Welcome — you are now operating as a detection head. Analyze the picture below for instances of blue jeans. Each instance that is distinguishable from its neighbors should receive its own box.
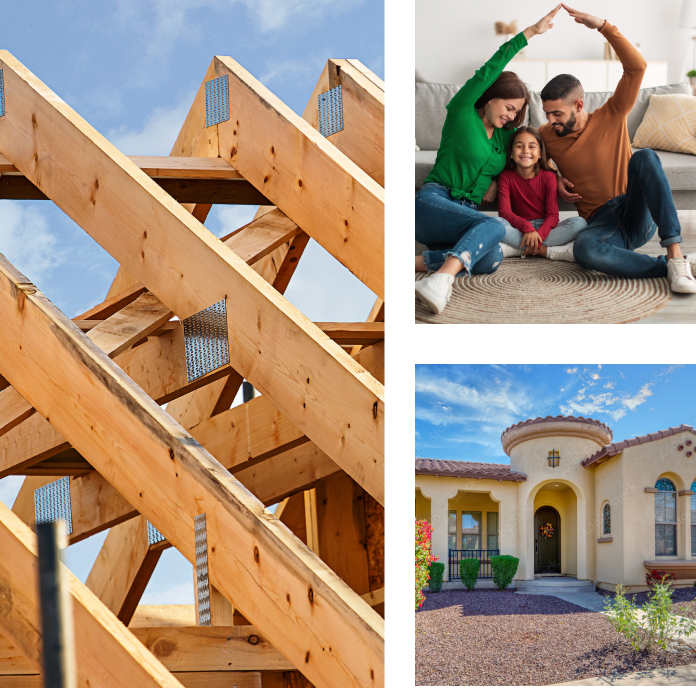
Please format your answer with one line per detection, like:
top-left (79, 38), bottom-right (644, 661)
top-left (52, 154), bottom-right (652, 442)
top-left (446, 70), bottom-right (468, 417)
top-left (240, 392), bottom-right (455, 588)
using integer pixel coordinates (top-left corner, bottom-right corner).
top-left (415, 183), bottom-right (505, 276)
top-left (498, 216), bottom-right (588, 247)
top-left (573, 149), bottom-right (682, 278)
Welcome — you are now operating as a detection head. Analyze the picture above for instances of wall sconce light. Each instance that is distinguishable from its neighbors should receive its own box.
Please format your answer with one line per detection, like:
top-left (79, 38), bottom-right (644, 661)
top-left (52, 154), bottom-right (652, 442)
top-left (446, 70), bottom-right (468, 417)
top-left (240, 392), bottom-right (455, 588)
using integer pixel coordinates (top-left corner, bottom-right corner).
top-left (547, 449), bottom-right (560, 468)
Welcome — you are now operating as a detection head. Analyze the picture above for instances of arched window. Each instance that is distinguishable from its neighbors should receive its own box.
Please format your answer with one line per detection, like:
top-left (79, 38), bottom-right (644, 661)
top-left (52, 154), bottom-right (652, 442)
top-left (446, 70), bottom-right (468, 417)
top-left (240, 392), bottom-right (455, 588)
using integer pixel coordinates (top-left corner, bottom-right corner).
top-left (691, 480), bottom-right (696, 556)
top-left (603, 503), bottom-right (611, 535)
top-left (655, 478), bottom-right (677, 556)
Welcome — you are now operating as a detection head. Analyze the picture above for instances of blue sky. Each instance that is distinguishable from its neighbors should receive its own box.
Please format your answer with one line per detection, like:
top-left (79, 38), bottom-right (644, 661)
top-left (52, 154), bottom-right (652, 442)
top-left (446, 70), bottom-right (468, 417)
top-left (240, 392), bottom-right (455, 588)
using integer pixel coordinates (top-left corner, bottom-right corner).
top-left (0, 0), bottom-right (383, 604)
top-left (415, 365), bottom-right (696, 464)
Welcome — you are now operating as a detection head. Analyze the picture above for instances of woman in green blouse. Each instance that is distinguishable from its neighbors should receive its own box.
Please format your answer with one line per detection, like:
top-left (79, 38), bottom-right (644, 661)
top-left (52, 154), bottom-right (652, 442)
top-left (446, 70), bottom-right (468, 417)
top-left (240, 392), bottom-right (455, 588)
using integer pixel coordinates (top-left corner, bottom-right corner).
top-left (415, 5), bottom-right (562, 315)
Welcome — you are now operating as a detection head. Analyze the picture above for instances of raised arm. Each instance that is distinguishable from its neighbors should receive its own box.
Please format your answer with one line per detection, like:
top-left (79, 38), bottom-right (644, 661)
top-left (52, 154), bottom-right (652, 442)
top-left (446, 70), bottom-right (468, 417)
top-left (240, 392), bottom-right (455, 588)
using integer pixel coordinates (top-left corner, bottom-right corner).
top-left (447, 5), bottom-right (562, 113)
top-left (561, 5), bottom-right (646, 115)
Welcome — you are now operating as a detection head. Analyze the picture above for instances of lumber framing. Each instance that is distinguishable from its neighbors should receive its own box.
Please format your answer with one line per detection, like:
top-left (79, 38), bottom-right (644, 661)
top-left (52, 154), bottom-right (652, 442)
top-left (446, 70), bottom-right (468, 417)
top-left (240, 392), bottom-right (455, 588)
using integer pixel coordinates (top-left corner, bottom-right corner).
top-left (0, 51), bottom-right (384, 506)
top-left (0, 502), bottom-right (184, 687)
top-left (213, 56), bottom-right (384, 298)
top-left (0, 255), bottom-right (384, 687)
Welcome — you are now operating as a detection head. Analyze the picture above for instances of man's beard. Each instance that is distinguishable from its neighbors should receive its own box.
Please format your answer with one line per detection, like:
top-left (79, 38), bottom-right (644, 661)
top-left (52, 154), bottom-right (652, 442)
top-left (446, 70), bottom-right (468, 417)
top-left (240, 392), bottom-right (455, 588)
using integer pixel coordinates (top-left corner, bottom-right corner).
top-left (553, 111), bottom-right (577, 137)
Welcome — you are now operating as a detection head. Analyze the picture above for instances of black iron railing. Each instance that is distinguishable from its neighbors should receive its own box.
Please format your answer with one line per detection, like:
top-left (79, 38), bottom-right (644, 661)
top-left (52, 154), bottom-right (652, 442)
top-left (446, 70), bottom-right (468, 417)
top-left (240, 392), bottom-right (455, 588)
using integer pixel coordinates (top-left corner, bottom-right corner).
top-left (449, 549), bottom-right (500, 580)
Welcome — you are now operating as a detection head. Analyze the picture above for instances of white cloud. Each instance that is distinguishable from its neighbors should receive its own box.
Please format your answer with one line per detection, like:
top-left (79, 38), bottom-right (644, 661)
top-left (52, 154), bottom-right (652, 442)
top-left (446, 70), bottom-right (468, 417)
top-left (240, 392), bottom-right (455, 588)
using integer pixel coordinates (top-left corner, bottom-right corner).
top-left (590, 373), bottom-right (600, 380)
top-left (566, 367), bottom-right (577, 374)
top-left (0, 201), bottom-right (64, 283)
top-left (604, 382), bottom-right (615, 389)
top-left (623, 383), bottom-right (653, 411)
top-left (107, 97), bottom-right (193, 156)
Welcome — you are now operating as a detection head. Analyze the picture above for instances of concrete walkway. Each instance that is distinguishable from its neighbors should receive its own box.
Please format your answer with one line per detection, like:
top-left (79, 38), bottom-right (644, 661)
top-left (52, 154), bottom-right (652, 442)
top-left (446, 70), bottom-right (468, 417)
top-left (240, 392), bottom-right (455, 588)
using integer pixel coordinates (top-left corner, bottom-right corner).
top-left (554, 664), bottom-right (696, 685)
top-left (516, 589), bottom-right (609, 612)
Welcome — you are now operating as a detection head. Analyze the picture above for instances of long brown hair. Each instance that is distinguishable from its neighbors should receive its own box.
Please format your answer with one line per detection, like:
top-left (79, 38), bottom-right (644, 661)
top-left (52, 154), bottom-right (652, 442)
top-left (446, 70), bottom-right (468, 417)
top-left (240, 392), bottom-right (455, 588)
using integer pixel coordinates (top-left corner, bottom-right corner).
top-left (475, 71), bottom-right (529, 130)
top-left (506, 126), bottom-right (553, 176)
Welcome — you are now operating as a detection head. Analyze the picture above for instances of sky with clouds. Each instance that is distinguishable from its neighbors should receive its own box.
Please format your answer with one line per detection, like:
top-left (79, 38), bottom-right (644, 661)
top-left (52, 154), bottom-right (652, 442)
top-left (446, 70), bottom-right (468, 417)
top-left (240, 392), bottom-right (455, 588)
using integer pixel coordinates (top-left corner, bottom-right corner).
top-left (415, 365), bottom-right (696, 464)
top-left (0, 0), bottom-right (383, 604)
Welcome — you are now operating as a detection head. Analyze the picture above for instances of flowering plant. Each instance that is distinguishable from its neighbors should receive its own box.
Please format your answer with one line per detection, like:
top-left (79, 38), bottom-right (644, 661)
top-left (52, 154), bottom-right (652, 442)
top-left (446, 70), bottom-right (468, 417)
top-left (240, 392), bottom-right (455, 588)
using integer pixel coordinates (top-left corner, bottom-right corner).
top-left (540, 523), bottom-right (554, 538)
top-left (645, 569), bottom-right (676, 592)
top-left (416, 519), bottom-right (437, 610)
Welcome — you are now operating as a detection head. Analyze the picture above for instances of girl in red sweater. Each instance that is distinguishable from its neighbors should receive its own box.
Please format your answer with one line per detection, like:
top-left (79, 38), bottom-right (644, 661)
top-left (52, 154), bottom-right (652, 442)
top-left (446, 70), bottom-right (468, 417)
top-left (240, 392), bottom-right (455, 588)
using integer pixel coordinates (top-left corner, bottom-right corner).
top-left (497, 127), bottom-right (586, 261)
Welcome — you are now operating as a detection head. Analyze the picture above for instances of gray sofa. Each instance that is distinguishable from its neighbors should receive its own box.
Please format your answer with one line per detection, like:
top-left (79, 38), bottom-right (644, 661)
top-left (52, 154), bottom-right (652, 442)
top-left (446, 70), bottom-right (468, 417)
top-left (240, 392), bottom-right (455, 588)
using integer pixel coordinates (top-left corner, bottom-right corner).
top-left (415, 81), bottom-right (696, 210)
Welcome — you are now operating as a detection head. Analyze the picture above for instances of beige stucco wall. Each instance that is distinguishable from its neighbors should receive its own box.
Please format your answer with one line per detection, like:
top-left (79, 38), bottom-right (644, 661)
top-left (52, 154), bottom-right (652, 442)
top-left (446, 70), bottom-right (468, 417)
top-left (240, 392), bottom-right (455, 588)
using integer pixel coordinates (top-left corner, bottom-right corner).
top-left (415, 475), bottom-right (518, 581)
top-left (509, 432), bottom-right (601, 581)
top-left (416, 428), bottom-right (696, 589)
top-left (595, 430), bottom-right (696, 592)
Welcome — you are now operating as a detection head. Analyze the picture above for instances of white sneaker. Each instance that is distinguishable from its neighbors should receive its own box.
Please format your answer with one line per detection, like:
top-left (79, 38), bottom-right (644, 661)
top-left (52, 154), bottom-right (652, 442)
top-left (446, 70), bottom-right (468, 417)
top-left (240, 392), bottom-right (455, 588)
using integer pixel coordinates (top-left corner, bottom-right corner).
top-left (667, 257), bottom-right (696, 294)
top-left (547, 242), bottom-right (576, 262)
top-left (685, 254), bottom-right (696, 277)
top-left (500, 243), bottom-right (525, 259)
top-left (415, 273), bottom-right (455, 314)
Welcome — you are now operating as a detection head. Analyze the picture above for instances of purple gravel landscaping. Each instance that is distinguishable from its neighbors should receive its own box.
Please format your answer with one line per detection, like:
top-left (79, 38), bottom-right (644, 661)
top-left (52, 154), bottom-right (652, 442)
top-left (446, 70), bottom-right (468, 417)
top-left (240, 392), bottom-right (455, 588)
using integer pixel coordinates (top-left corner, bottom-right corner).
top-left (598, 586), bottom-right (696, 621)
top-left (415, 590), bottom-right (696, 686)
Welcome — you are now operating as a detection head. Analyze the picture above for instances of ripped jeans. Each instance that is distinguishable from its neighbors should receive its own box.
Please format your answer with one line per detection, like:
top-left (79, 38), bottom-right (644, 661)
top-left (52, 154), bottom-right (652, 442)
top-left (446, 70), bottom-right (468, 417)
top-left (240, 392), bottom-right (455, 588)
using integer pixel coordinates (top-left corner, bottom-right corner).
top-left (415, 183), bottom-right (504, 276)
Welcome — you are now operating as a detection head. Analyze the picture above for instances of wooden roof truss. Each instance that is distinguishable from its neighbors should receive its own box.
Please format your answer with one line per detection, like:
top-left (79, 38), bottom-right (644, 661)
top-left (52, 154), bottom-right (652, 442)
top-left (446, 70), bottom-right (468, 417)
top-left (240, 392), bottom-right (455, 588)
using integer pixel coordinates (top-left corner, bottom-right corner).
top-left (0, 52), bottom-right (384, 688)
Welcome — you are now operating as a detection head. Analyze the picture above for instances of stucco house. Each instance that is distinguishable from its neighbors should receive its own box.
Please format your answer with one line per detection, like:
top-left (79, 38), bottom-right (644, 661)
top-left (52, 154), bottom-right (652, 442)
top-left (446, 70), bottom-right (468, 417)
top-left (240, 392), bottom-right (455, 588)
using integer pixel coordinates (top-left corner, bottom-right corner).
top-left (415, 416), bottom-right (696, 592)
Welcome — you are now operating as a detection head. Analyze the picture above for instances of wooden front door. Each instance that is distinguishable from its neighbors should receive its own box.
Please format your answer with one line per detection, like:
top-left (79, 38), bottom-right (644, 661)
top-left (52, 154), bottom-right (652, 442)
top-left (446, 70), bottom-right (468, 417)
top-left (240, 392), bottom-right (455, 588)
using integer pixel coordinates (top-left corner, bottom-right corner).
top-left (535, 506), bottom-right (560, 574)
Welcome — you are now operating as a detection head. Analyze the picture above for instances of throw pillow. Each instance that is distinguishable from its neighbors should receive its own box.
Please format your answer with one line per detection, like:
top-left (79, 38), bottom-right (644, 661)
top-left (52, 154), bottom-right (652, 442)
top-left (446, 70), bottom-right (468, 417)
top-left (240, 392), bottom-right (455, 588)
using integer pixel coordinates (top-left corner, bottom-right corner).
top-left (632, 94), bottom-right (696, 155)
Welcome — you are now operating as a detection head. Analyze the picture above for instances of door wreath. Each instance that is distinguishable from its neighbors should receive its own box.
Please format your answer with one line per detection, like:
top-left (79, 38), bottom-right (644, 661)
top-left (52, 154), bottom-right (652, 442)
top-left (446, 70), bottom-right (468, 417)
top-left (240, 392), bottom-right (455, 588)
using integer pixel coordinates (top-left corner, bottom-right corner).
top-left (540, 523), bottom-right (554, 538)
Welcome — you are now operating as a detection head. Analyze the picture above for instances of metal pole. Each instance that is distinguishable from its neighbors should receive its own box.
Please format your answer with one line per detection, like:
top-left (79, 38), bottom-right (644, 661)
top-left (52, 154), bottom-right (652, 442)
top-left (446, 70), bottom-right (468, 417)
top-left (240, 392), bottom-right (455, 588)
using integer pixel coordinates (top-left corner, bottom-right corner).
top-left (242, 381), bottom-right (255, 403)
top-left (37, 521), bottom-right (76, 688)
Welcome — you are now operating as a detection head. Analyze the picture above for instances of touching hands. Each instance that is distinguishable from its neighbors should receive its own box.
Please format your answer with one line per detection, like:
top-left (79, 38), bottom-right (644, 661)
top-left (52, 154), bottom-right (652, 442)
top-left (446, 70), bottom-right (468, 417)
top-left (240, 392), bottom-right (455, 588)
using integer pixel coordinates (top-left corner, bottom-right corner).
top-left (524, 5), bottom-right (562, 40)
top-left (558, 176), bottom-right (582, 203)
top-left (521, 230), bottom-right (542, 255)
top-left (560, 4), bottom-right (604, 30)
top-left (482, 180), bottom-right (498, 204)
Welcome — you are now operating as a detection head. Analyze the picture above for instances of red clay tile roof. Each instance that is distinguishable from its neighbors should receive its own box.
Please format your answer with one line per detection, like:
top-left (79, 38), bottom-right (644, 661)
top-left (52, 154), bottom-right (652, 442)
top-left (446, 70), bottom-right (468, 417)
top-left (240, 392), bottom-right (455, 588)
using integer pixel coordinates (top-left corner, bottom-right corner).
top-left (415, 458), bottom-right (527, 482)
top-left (501, 415), bottom-right (613, 443)
top-left (582, 424), bottom-right (695, 468)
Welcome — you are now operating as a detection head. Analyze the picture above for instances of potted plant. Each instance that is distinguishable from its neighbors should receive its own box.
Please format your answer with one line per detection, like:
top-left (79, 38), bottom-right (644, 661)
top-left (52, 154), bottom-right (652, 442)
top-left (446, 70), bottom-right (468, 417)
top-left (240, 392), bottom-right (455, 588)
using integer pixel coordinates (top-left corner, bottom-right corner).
top-left (688, 69), bottom-right (696, 93)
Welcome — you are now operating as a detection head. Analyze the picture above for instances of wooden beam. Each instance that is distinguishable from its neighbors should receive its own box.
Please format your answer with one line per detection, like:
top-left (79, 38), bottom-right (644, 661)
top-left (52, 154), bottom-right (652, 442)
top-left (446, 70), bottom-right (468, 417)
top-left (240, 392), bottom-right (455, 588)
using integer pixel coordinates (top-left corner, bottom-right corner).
top-left (0, 173), bottom-right (269, 204)
top-left (302, 60), bottom-right (384, 186)
top-left (0, 503), bottom-right (184, 687)
top-left (85, 516), bottom-right (162, 624)
top-left (0, 292), bottom-right (171, 439)
top-left (303, 489), bottom-right (319, 553)
top-left (0, 256), bottom-right (383, 687)
top-left (0, 674), bottom-right (262, 688)
top-left (214, 56), bottom-right (384, 299)
top-left (312, 322), bottom-right (384, 346)
top-left (360, 588), bottom-right (384, 608)
top-left (130, 606), bottom-right (196, 628)
top-left (0, 52), bottom-right (383, 503)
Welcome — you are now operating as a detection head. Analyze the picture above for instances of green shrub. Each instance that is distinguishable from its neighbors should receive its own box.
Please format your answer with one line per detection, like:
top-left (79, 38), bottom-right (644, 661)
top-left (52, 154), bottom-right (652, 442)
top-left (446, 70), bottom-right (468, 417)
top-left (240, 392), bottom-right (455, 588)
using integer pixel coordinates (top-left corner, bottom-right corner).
top-left (490, 554), bottom-right (519, 590)
top-left (428, 562), bottom-right (445, 592)
top-left (604, 583), bottom-right (696, 652)
top-left (688, 69), bottom-right (696, 77)
top-left (459, 558), bottom-right (480, 591)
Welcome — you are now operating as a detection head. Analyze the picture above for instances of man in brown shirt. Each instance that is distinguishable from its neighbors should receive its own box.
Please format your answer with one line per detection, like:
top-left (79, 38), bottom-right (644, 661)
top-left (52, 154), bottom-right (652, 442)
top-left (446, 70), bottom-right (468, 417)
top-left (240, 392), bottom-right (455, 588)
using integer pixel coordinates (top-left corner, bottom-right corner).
top-left (538, 5), bottom-right (696, 293)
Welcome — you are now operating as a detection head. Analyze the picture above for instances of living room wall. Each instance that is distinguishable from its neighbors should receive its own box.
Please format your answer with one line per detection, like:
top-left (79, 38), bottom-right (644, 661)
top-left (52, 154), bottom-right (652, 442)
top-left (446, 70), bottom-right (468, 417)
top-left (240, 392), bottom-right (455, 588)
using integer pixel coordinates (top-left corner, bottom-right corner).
top-left (416, 0), bottom-right (689, 86)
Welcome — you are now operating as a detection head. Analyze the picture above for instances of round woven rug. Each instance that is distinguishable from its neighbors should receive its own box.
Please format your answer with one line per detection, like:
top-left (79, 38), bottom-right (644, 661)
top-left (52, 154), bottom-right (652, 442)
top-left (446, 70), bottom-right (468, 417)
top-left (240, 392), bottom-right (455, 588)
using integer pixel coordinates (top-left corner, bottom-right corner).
top-left (415, 259), bottom-right (671, 324)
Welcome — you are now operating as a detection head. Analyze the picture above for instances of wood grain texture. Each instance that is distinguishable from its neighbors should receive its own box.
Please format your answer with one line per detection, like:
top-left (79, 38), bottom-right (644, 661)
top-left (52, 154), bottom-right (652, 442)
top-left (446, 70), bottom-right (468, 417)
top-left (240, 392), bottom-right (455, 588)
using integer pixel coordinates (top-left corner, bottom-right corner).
top-left (214, 56), bottom-right (384, 299)
top-left (0, 256), bottom-right (383, 688)
top-left (0, 503), bottom-right (183, 687)
top-left (0, 51), bottom-right (383, 504)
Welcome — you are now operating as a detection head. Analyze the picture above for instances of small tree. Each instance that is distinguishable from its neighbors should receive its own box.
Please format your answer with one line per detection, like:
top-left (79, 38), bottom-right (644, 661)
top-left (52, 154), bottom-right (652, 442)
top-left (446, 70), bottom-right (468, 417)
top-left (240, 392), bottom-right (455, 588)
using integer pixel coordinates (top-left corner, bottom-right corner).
top-left (604, 583), bottom-right (696, 652)
top-left (490, 554), bottom-right (519, 590)
top-left (416, 520), bottom-right (436, 610)
top-left (428, 562), bottom-right (445, 592)
top-left (460, 558), bottom-right (480, 591)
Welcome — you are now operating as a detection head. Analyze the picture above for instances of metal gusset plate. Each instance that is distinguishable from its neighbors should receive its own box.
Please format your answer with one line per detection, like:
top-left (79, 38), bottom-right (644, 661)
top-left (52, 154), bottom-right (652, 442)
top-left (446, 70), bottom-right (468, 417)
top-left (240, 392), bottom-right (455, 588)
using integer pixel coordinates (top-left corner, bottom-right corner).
top-left (318, 85), bottom-right (343, 137)
top-left (205, 74), bottom-right (229, 128)
top-left (0, 70), bottom-right (4, 117)
top-left (146, 521), bottom-right (166, 546)
top-left (195, 513), bottom-right (211, 626)
top-left (183, 298), bottom-right (230, 383)
top-left (34, 477), bottom-right (72, 536)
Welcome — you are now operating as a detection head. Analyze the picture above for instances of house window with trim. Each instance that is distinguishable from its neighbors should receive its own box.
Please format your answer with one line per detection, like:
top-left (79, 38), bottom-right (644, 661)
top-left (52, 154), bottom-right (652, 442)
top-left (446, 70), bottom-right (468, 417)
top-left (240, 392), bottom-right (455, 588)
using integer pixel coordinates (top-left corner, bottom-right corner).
top-left (448, 510), bottom-right (457, 551)
top-left (603, 503), bottom-right (611, 535)
top-left (655, 478), bottom-right (677, 556)
top-left (461, 511), bottom-right (482, 551)
top-left (487, 512), bottom-right (499, 551)
top-left (691, 481), bottom-right (696, 556)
